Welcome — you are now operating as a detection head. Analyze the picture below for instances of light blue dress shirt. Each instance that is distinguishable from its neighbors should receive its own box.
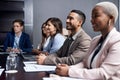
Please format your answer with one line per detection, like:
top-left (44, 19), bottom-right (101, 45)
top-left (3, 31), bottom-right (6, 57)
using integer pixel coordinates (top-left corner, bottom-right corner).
top-left (43, 33), bottom-right (65, 54)
top-left (13, 32), bottom-right (22, 48)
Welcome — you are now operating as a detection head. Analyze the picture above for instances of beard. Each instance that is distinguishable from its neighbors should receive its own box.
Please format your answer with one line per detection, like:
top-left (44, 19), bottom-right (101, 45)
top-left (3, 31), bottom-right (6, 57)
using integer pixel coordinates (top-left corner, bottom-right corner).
top-left (66, 25), bottom-right (75, 30)
top-left (66, 22), bottom-right (73, 30)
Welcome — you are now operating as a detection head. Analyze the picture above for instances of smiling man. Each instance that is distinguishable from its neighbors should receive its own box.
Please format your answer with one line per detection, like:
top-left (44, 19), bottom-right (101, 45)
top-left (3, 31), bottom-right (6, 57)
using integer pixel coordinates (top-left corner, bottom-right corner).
top-left (36, 10), bottom-right (91, 65)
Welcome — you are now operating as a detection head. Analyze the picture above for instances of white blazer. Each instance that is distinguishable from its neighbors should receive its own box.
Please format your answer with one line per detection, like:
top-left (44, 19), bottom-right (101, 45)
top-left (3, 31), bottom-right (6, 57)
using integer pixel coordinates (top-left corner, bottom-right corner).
top-left (68, 28), bottom-right (120, 80)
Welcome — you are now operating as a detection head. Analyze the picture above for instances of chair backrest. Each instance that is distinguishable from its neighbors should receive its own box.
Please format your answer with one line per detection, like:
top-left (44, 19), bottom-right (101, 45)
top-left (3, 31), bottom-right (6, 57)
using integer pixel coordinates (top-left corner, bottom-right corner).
top-left (62, 28), bottom-right (70, 37)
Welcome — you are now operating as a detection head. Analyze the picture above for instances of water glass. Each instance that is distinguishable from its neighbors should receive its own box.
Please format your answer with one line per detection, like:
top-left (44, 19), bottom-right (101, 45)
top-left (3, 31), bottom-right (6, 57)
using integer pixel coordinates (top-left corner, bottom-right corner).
top-left (5, 54), bottom-right (18, 73)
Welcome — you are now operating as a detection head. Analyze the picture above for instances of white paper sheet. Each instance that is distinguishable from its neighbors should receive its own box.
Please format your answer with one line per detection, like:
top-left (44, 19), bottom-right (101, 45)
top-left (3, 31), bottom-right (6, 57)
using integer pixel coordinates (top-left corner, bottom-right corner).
top-left (23, 61), bottom-right (56, 72)
top-left (24, 61), bottom-right (37, 64)
top-left (43, 77), bottom-right (86, 80)
top-left (0, 69), bottom-right (4, 76)
top-left (43, 74), bottom-right (88, 80)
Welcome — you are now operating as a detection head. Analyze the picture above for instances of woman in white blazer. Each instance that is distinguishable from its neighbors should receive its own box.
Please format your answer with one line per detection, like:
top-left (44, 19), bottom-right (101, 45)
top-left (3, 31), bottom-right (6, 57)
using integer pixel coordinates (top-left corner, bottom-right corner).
top-left (55, 1), bottom-right (120, 80)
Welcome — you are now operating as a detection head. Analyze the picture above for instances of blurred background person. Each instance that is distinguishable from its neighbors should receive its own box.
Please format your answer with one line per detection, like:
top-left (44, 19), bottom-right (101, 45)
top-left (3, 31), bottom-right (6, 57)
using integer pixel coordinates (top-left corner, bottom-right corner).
top-left (32, 22), bottom-right (50, 54)
top-left (34, 17), bottom-right (65, 54)
top-left (37, 22), bottom-right (50, 51)
top-left (62, 28), bottom-right (71, 38)
top-left (4, 19), bottom-right (33, 53)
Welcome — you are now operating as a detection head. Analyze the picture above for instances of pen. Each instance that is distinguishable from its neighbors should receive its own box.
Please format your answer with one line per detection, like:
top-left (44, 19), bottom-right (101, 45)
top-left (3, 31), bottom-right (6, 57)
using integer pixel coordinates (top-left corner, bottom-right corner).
top-left (55, 63), bottom-right (60, 66)
top-left (57, 63), bottom-right (61, 65)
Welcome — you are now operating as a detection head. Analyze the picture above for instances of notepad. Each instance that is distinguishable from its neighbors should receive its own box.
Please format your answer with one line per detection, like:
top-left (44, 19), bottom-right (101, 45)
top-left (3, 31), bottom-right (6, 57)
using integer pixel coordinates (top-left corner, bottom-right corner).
top-left (23, 61), bottom-right (56, 72)
top-left (21, 54), bottom-right (36, 61)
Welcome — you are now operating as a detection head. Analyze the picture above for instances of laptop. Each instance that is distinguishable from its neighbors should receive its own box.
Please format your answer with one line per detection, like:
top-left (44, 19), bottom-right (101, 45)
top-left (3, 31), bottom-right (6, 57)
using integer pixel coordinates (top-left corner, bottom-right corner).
top-left (21, 53), bottom-right (36, 61)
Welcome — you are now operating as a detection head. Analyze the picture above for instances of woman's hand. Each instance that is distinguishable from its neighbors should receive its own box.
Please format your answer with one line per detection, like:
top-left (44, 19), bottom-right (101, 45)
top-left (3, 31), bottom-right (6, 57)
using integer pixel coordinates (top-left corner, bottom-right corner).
top-left (56, 64), bottom-right (69, 76)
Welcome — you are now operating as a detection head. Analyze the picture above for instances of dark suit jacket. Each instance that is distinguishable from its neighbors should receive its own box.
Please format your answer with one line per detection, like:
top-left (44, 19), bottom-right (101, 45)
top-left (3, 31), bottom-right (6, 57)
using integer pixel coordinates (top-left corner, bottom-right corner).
top-left (4, 32), bottom-right (33, 52)
top-left (43, 28), bottom-right (92, 65)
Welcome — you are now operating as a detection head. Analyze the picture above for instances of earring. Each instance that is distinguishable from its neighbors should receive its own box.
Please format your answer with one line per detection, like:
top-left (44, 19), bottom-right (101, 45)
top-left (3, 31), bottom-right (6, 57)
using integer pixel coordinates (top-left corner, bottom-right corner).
top-left (108, 20), bottom-right (111, 26)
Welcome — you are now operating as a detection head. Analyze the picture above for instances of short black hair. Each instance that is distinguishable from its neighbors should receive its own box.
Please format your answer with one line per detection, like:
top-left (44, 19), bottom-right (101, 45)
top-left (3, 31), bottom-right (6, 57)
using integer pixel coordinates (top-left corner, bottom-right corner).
top-left (12, 19), bottom-right (24, 26)
top-left (71, 10), bottom-right (86, 26)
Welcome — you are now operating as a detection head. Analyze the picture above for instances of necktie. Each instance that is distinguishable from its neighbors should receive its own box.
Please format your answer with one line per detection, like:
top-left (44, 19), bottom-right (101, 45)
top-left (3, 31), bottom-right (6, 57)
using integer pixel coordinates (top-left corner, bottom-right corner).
top-left (90, 37), bottom-right (104, 69)
top-left (61, 36), bottom-right (73, 57)
top-left (13, 37), bottom-right (19, 48)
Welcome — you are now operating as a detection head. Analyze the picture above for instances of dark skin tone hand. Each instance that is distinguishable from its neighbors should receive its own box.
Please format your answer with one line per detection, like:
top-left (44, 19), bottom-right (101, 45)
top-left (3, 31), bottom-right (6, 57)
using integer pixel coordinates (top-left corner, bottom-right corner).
top-left (55, 64), bottom-right (69, 76)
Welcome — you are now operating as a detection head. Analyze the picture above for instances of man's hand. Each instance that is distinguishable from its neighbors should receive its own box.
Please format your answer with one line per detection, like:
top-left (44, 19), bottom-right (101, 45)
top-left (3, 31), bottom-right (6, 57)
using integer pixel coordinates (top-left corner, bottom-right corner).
top-left (36, 54), bottom-right (47, 64)
top-left (56, 64), bottom-right (69, 76)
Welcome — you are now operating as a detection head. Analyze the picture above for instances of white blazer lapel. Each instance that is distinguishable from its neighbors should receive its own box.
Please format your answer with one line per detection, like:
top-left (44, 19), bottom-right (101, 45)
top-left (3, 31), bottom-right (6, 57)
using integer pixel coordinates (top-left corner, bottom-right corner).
top-left (96, 28), bottom-right (116, 67)
top-left (99, 28), bottom-right (116, 53)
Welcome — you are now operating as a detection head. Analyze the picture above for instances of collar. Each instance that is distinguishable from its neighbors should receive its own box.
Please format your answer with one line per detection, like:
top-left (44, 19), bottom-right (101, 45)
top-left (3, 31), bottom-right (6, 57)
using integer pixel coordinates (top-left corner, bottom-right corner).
top-left (15, 32), bottom-right (22, 38)
top-left (71, 28), bottom-right (82, 40)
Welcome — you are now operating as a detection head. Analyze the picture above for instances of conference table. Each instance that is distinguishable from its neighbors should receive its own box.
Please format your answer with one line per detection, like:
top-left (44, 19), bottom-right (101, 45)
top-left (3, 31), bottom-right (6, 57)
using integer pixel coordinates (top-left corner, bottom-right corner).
top-left (0, 53), bottom-right (50, 80)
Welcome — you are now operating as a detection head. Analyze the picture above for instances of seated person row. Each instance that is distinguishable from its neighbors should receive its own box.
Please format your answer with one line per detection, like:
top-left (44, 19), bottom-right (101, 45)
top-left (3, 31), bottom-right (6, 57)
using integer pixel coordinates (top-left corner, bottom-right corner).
top-left (33, 17), bottom-right (65, 54)
top-left (4, 19), bottom-right (33, 53)
top-left (36, 10), bottom-right (91, 65)
top-left (56, 1), bottom-right (120, 80)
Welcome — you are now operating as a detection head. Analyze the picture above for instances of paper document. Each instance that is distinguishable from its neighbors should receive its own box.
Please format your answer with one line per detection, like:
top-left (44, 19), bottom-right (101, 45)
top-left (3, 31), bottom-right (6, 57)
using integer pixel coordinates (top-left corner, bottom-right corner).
top-left (23, 61), bottom-right (56, 72)
top-left (43, 74), bottom-right (88, 80)
top-left (43, 77), bottom-right (86, 80)
top-left (0, 69), bottom-right (4, 76)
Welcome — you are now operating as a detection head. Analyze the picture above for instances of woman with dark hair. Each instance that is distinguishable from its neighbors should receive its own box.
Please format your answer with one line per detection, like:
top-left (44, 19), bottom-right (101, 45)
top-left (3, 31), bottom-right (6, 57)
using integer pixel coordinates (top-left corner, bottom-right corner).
top-left (4, 19), bottom-right (33, 53)
top-left (33, 17), bottom-right (65, 54)
top-left (37, 22), bottom-right (50, 51)
top-left (42, 17), bottom-right (65, 54)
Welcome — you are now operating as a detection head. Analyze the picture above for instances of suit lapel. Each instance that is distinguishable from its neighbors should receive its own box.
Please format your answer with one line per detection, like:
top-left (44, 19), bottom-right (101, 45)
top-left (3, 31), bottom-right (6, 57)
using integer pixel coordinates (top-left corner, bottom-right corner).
top-left (68, 29), bottom-right (82, 53)
top-left (96, 28), bottom-right (116, 67)
top-left (68, 35), bottom-right (79, 53)
top-left (11, 33), bottom-right (15, 47)
top-left (19, 33), bottom-right (23, 48)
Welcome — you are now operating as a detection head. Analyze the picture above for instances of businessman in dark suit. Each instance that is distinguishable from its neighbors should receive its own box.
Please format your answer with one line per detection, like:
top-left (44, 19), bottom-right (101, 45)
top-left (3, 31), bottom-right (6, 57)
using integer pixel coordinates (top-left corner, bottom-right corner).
top-left (36, 10), bottom-right (91, 65)
top-left (4, 19), bottom-right (33, 53)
